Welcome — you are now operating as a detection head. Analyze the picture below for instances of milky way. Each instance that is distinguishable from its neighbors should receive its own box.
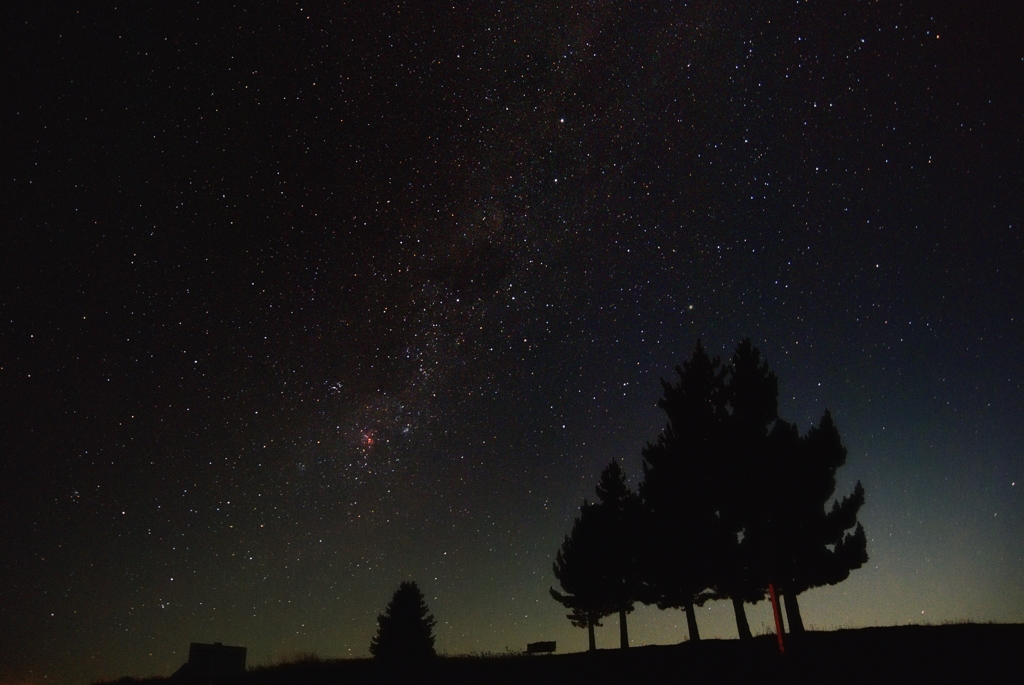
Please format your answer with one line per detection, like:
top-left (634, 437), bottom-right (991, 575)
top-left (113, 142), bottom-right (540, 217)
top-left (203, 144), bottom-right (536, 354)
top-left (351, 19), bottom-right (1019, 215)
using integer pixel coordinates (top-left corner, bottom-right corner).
top-left (2, 2), bottom-right (1022, 684)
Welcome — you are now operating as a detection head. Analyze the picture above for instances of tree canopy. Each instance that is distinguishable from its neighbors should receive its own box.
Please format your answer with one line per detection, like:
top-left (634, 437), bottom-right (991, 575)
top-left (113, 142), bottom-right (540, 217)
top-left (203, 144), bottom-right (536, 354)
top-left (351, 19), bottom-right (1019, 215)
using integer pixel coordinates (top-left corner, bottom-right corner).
top-left (552, 338), bottom-right (868, 646)
top-left (709, 338), bottom-right (782, 638)
top-left (550, 460), bottom-right (641, 650)
top-left (747, 411), bottom-right (868, 632)
top-left (592, 460), bottom-right (643, 648)
top-left (638, 340), bottom-right (725, 641)
top-left (550, 500), bottom-right (609, 651)
top-left (369, 581), bottom-right (437, 662)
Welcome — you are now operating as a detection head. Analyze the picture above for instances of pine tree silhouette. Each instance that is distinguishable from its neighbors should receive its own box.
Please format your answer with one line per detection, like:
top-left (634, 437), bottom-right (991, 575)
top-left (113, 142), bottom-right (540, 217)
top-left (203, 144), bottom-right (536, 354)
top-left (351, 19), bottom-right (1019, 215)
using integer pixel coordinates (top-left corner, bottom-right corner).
top-left (369, 581), bottom-right (437, 662)
top-left (593, 460), bottom-right (642, 648)
top-left (711, 338), bottom-right (779, 639)
top-left (550, 501), bottom-right (609, 651)
top-left (638, 340), bottom-right (725, 642)
top-left (550, 460), bottom-right (642, 650)
top-left (753, 411), bottom-right (868, 633)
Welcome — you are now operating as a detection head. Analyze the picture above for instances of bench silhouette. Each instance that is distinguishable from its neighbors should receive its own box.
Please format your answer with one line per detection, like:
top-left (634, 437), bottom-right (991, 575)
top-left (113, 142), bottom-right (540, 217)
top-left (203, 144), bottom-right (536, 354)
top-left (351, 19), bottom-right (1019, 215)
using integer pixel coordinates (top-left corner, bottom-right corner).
top-left (526, 641), bottom-right (556, 654)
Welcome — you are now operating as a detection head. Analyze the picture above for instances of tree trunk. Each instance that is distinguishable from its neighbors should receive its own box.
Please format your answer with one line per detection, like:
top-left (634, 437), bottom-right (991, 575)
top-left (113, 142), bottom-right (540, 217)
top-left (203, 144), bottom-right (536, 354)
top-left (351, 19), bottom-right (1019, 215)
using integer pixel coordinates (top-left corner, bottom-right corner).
top-left (619, 608), bottom-right (629, 649)
top-left (684, 599), bottom-right (701, 642)
top-left (588, 615), bottom-right (596, 651)
top-left (732, 596), bottom-right (752, 639)
top-left (784, 591), bottom-right (805, 634)
top-left (768, 583), bottom-right (786, 655)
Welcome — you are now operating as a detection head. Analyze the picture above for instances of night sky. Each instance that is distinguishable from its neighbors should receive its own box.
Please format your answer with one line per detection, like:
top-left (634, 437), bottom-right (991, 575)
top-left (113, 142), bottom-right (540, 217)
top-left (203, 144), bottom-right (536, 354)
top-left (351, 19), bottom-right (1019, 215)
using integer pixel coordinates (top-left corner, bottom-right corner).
top-left (2, 2), bottom-right (1023, 683)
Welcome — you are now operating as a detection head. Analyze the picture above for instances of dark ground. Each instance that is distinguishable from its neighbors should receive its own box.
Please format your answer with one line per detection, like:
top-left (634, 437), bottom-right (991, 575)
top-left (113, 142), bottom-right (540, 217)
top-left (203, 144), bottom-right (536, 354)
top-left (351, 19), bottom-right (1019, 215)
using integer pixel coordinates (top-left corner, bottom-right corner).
top-left (104, 624), bottom-right (1023, 685)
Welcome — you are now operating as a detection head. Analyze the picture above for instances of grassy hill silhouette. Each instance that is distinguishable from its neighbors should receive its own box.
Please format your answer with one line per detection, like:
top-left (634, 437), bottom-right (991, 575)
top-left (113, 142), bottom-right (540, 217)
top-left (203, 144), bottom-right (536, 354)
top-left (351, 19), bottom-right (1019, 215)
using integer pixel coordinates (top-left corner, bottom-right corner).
top-left (97, 623), bottom-right (1022, 685)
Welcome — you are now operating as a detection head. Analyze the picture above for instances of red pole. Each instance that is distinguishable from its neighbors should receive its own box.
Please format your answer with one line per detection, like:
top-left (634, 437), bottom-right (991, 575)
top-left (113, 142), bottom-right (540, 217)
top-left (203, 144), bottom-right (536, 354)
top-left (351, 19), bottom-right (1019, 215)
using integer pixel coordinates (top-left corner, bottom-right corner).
top-left (768, 583), bottom-right (786, 655)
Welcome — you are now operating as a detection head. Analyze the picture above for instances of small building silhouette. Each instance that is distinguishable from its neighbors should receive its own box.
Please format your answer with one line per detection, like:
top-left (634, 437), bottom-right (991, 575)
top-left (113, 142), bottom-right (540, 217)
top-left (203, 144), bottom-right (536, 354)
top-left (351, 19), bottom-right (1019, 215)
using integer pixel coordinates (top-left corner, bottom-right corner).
top-left (172, 642), bottom-right (246, 683)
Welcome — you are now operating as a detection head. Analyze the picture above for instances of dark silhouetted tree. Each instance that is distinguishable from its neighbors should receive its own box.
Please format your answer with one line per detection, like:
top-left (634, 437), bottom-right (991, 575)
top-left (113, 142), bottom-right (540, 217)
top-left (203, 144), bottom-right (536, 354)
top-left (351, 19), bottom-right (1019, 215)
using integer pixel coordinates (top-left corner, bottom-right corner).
top-left (550, 501), bottom-right (609, 651)
top-left (369, 581), bottom-right (437, 662)
top-left (751, 411), bottom-right (868, 634)
top-left (592, 459), bottom-right (643, 648)
top-left (551, 460), bottom-right (642, 650)
top-left (711, 338), bottom-right (779, 639)
top-left (638, 340), bottom-right (726, 642)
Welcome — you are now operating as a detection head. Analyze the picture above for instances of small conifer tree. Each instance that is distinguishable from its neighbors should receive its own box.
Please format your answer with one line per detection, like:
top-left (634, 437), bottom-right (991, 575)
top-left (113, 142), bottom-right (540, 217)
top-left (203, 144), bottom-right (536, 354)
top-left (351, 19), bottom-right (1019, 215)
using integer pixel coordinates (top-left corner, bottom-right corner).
top-left (369, 581), bottom-right (437, 661)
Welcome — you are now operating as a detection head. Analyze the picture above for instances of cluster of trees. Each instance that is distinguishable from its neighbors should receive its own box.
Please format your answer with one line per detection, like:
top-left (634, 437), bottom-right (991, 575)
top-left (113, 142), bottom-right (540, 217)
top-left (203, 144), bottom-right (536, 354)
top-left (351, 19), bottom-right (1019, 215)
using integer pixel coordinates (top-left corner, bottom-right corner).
top-left (551, 339), bottom-right (868, 649)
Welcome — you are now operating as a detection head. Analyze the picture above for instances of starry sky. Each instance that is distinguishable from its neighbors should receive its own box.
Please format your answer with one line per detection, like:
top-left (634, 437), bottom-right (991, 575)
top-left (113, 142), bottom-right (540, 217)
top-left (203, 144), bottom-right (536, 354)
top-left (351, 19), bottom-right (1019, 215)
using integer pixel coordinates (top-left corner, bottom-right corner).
top-left (2, 2), bottom-right (1022, 683)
